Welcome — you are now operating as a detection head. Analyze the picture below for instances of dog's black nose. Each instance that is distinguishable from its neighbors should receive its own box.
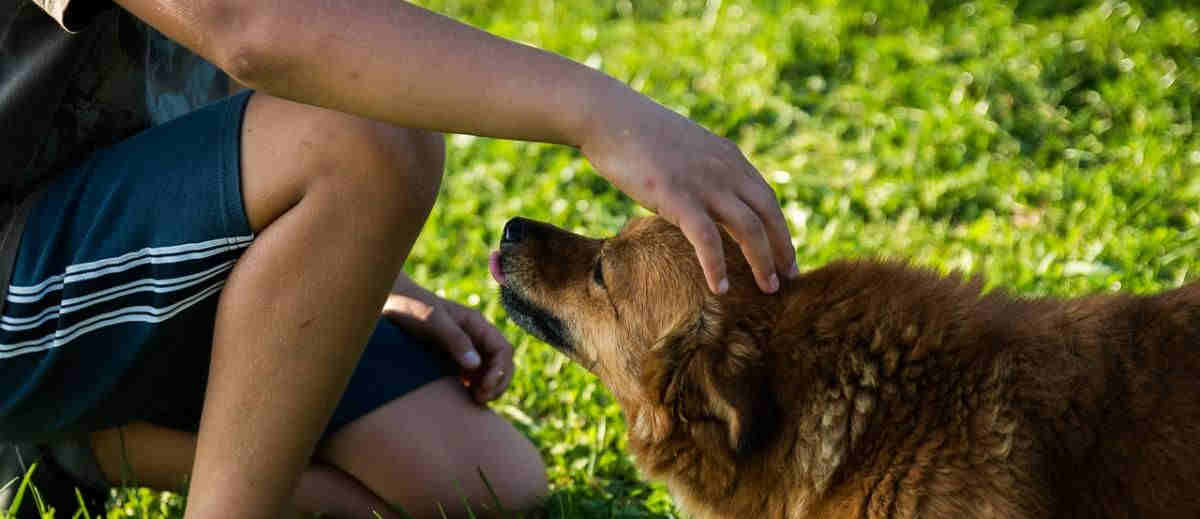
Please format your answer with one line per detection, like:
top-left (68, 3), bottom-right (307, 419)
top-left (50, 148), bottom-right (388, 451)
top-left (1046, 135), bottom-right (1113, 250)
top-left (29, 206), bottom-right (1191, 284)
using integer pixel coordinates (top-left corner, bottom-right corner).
top-left (502, 218), bottom-right (526, 244)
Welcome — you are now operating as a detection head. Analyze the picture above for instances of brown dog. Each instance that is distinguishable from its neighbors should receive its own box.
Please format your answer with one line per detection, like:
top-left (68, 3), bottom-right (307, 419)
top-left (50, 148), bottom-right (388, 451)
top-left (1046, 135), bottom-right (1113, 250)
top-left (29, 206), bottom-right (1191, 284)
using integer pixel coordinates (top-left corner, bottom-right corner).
top-left (491, 215), bottom-right (1200, 519)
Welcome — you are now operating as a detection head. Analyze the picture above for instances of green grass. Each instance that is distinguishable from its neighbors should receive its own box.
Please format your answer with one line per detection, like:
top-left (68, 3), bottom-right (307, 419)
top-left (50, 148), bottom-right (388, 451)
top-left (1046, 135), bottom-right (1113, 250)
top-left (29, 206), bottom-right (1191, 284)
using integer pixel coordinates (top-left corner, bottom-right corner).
top-left (10, 0), bottom-right (1200, 517)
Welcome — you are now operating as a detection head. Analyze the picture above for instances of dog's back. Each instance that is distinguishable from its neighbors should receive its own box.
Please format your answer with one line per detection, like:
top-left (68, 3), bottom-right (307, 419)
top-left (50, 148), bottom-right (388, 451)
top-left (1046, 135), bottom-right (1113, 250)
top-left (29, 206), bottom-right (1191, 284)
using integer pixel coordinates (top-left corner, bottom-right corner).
top-left (1041, 281), bottom-right (1200, 518)
top-left (763, 263), bottom-right (1200, 519)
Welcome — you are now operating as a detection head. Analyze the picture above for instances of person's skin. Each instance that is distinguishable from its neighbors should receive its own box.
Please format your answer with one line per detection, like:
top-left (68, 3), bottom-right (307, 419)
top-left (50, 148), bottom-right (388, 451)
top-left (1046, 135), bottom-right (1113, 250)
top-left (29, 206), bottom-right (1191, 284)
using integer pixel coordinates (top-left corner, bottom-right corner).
top-left (95, 1), bottom-right (798, 518)
top-left (92, 378), bottom-right (545, 519)
top-left (92, 254), bottom-right (534, 518)
top-left (113, 0), bottom-right (798, 294)
top-left (88, 94), bottom-right (544, 519)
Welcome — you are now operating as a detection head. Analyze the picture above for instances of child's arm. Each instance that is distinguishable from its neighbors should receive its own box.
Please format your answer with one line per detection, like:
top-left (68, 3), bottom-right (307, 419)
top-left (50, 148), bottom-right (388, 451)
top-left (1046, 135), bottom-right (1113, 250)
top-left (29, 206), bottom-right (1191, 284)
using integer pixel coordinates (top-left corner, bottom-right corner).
top-left (113, 0), bottom-right (797, 294)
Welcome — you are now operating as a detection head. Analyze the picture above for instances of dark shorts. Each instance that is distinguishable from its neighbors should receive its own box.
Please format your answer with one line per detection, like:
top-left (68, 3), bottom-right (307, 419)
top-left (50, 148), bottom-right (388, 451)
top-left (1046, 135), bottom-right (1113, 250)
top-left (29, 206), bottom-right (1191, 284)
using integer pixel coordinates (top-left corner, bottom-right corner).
top-left (0, 91), bottom-right (457, 448)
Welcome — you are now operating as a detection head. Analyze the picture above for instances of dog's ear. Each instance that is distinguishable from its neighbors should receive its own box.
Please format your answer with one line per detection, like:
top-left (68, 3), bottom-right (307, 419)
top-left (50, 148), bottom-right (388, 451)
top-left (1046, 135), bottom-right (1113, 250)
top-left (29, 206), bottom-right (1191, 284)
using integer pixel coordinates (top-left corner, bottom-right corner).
top-left (634, 322), bottom-right (694, 444)
top-left (649, 318), bottom-right (776, 456)
top-left (683, 330), bottom-right (775, 455)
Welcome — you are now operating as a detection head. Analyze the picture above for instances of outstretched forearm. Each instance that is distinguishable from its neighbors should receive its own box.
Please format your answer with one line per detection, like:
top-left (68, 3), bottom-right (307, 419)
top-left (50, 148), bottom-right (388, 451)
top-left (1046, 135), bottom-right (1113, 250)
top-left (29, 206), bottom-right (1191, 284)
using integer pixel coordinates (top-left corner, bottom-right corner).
top-left (115, 0), bottom-right (798, 296)
top-left (115, 0), bottom-right (626, 147)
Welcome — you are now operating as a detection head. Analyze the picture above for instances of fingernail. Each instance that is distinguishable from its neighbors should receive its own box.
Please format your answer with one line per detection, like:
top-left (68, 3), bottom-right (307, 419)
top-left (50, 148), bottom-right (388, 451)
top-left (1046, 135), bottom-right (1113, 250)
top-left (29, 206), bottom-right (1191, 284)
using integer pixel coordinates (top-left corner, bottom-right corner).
top-left (789, 262), bottom-right (801, 279)
top-left (462, 351), bottom-right (481, 369)
top-left (768, 273), bottom-right (780, 293)
top-left (717, 278), bottom-right (730, 294)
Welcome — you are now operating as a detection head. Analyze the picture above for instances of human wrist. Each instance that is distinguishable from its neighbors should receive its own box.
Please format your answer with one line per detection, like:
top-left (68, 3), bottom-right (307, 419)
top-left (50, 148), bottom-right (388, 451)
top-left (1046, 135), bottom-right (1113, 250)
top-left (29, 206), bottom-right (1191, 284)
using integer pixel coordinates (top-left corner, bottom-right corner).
top-left (565, 70), bottom-right (644, 150)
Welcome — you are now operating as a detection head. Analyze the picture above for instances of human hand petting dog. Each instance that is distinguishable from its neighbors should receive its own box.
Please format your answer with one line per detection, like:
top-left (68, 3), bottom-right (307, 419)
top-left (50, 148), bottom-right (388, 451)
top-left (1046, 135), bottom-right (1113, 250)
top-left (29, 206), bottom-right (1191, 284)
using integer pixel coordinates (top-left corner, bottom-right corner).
top-left (383, 273), bottom-right (514, 404)
top-left (577, 79), bottom-right (800, 295)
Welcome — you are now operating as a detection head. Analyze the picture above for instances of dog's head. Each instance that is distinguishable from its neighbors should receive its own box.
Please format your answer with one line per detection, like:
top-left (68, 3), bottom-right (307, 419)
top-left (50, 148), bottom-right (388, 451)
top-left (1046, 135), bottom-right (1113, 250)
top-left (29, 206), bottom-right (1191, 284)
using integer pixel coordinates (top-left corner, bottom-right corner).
top-left (493, 216), bottom-right (778, 454)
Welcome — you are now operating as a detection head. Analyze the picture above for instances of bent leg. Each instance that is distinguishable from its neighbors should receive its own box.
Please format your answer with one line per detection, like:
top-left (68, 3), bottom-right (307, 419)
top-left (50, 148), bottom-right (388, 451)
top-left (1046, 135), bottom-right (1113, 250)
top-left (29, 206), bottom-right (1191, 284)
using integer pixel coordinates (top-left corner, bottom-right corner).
top-left (182, 94), bottom-right (444, 519)
top-left (89, 381), bottom-right (547, 519)
top-left (319, 377), bottom-right (548, 519)
top-left (90, 319), bottom-right (545, 518)
top-left (89, 421), bottom-right (401, 518)
top-left (2, 89), bottom-right (445, 517)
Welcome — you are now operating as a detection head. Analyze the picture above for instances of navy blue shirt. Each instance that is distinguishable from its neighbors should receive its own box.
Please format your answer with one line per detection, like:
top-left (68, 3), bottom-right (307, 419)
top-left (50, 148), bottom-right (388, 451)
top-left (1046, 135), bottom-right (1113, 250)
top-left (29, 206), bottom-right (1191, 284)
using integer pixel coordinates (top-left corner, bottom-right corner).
top-left (3, 1), bottom-right (231, 196)
top-left (1, 0), bottom-right (230, 438)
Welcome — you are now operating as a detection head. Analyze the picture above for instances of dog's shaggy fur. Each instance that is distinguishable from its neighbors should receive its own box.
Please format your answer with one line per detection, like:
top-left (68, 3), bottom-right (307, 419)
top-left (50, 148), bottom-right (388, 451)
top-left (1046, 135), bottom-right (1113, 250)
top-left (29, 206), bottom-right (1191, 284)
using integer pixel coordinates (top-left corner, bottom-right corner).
top-left (495, 216), bottom-right (1200, 519)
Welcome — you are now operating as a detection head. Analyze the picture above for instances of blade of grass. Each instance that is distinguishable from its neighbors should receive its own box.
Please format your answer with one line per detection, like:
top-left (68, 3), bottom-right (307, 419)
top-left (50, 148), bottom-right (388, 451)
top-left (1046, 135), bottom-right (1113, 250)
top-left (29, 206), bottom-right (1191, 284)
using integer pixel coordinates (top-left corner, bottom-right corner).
top-left (29, 476), bottom-right (47, 517)
top-left (377, 504), bottom-right (420, 519)
top-left (6, 462), bottom-right (36, 517)
top-left (74, 488), bottom-right (91, 519)
top-left (476, 466), bottom-right (510, 519)
top-left (452, 477), bottom-right (478, 519)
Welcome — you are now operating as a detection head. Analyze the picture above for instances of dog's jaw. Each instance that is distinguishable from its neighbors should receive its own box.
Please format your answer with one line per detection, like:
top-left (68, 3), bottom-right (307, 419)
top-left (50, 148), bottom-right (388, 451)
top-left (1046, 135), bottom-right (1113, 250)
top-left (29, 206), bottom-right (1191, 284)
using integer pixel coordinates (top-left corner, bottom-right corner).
top-left (498, 285), bottom-right (574, 352)
top-left (492, 246), bottom-right (574, 351)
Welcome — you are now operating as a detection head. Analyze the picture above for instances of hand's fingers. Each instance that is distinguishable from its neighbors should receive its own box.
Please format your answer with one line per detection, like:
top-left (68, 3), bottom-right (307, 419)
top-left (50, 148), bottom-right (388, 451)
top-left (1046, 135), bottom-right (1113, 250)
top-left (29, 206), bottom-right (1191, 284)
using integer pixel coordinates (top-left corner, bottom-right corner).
top-left (674, 205), bottom-right (729, 294)
top-left (740, 174), bottom-right (798, 279)
top-left (478, 337), bottom-right (514, 401)
top-left (458, 308), bottom-right (512, 355)
top-left (479, 345), bottom-right (515, 402)
top-left (713, 196), bottom-right (778, 293)
top-left (446, 306), bottom-right (514, 402)
top-left (495, 355), bottom-right (514, 396)
top-left (385, 300), bottom-right (481, 371)
top-left (436, 314), bottom-right (483, 371)
top-left (475, 363), bottom-right (503, 403)
top-left (474, 356), bottom-right (504, 402)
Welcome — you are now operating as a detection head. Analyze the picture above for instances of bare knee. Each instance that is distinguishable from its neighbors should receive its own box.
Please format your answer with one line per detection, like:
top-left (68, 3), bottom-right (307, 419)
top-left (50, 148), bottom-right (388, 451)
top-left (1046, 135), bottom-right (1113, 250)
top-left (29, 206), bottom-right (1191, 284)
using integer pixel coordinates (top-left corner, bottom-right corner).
top-left (322, 120), bottom-right (445, 222)
top-left (449, 419), bottom-right (547, 516)
top-left (397, 414), bottom-right (547, 518)
top-left (240, 93), bottom-right (445, 236)
top-left (319, 378), bottom-right (547, 518)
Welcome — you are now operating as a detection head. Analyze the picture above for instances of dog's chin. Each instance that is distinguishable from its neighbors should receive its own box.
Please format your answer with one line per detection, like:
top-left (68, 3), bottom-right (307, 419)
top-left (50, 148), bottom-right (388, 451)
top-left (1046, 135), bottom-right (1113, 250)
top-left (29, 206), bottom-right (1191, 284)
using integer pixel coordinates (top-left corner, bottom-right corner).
top-left (499, 285), bottom-right (573, 352)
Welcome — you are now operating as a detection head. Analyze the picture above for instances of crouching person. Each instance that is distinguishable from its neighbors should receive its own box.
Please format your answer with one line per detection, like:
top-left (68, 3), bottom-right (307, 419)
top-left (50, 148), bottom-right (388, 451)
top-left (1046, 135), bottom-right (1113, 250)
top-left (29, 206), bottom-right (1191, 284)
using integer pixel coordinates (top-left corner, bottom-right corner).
top-left (0, 0), bottom-right (796, 517)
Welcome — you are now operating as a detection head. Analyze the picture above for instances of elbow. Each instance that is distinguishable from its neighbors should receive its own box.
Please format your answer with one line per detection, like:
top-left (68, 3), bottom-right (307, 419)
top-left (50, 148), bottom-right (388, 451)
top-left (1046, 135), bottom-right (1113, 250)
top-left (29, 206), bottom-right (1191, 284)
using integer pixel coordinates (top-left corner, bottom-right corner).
top-left (219, 42), bottom-right (281, 90)
top-left (201, 1), bottom-right (297, 90)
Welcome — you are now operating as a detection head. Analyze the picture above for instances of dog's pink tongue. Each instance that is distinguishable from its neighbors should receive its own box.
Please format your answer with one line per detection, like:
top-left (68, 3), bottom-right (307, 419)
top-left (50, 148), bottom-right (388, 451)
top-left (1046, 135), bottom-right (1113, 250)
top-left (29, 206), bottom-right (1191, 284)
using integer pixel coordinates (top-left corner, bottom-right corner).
top-left (489, 250), bottom-right (506, 285)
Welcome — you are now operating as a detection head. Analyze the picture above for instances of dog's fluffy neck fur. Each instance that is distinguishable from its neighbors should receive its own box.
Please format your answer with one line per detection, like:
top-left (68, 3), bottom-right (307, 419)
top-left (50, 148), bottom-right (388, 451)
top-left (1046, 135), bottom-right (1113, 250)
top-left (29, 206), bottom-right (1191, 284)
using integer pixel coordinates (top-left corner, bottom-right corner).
top-left (620, 260), bottom-right (1139, 519)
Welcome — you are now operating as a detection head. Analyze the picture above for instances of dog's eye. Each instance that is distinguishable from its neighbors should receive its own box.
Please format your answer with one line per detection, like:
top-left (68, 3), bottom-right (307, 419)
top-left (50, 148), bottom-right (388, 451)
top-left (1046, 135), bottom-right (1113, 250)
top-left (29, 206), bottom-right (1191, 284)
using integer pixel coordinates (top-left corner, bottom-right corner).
top-left (592, 259), bottom-right (606, 288)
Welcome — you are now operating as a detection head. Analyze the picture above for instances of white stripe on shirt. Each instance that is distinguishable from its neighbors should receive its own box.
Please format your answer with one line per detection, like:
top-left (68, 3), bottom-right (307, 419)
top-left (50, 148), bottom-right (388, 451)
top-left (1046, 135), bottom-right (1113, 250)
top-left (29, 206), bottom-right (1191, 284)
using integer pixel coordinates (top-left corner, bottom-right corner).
top-left (0, 280), bottom-right (226, 359)
top-left (7, 235), bottom-right (252, 303)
